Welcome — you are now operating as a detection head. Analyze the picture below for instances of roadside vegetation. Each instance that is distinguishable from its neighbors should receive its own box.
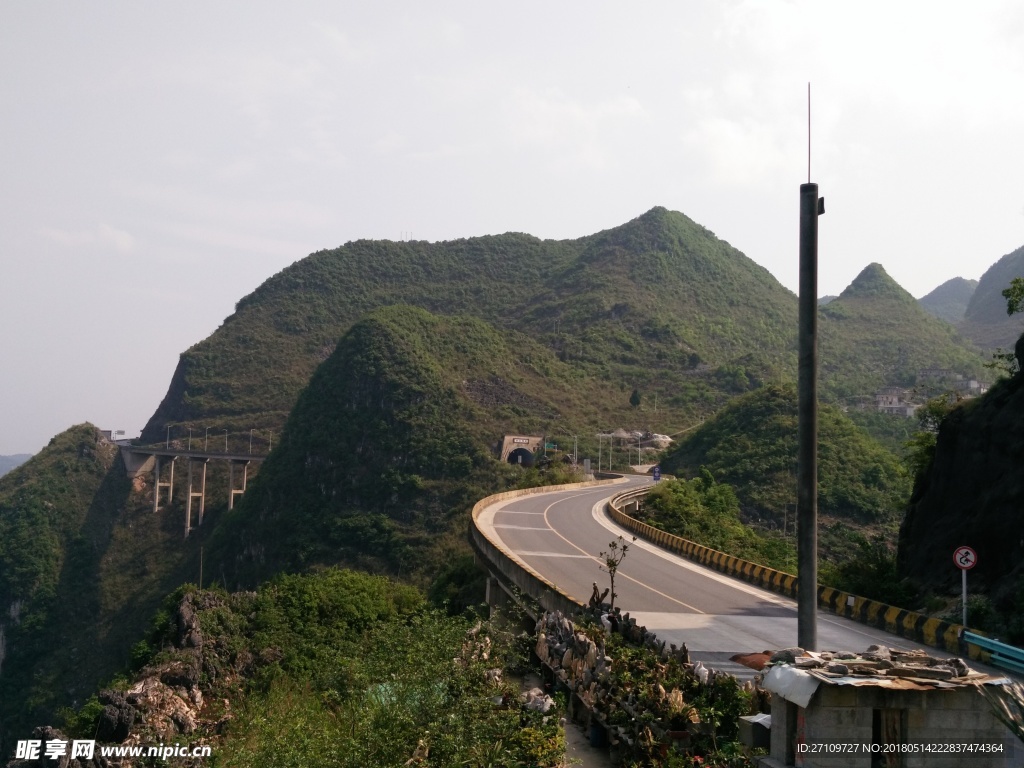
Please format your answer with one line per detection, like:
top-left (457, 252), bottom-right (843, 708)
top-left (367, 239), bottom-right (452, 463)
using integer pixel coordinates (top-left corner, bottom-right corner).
top-left (63, 569), bottom-right (565, 768)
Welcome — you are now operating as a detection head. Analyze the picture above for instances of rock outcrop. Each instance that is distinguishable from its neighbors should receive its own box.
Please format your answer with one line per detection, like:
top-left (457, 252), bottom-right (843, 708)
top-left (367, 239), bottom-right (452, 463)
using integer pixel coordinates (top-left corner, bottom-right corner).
top-left (5, 591), bottom-right (228, 768)
top-left (898, 346), bottom-right (1024, 611)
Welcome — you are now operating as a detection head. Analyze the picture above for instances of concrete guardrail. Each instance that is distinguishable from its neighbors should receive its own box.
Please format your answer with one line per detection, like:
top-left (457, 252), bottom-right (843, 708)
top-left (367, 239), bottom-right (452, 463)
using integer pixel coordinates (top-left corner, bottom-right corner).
top-left (469, 476), bottom-right (628, 618)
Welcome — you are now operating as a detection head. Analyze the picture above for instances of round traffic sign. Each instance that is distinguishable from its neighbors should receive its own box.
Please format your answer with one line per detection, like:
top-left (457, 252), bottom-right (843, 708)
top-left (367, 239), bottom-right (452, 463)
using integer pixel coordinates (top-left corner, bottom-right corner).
top-left (954, 546), bottom-right (977, 570)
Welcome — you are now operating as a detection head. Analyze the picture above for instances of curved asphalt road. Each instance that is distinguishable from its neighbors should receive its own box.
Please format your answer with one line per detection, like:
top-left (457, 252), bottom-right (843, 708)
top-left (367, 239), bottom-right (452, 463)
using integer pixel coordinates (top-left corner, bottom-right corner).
top-left (478, 476), bottom-right (935, 679)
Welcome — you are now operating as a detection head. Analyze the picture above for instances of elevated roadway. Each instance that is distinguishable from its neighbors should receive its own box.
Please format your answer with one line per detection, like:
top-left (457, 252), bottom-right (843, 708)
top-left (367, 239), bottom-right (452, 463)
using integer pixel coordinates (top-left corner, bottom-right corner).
top-left (476, 476), bottom-right (951, 679)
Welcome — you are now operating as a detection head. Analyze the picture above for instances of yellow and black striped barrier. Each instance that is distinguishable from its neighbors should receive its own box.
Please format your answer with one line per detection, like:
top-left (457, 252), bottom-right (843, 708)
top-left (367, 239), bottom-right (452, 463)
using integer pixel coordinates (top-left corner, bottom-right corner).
top-left (607, 490), bottom-right (989, 662)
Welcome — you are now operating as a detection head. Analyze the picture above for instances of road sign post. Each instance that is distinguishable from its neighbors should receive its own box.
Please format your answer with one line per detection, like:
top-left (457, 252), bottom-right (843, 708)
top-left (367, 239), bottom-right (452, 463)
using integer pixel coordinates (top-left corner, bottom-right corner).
top-left (954, 546), bottom-right (977, 627)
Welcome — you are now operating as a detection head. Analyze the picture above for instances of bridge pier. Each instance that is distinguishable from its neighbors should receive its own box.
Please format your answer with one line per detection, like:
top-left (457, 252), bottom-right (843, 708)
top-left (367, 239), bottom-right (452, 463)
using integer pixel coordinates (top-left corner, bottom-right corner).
top-left (185, 458), bottom-right (208, 537)
top-left (485, 575), bottom-right (511, 615)
top-left (228, 460), bottom-right (249, 510)
top-left (123, 447), bottom-right (266, 527)
top-left (153, 456), bottom-right (176, 512)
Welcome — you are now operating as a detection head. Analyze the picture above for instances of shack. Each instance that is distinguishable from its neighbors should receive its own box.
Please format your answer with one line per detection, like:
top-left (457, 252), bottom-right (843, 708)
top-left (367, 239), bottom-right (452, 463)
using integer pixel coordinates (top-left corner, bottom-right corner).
top-left (757, 645), bottom-right (1020, 767)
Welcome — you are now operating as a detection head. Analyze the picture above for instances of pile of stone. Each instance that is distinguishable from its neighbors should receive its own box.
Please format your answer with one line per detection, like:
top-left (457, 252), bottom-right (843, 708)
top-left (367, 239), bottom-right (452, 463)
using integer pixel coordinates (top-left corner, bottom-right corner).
top-left (534, 610), bottom-right (758, 761)
top-left (762, 643), bottom-right (977, 684)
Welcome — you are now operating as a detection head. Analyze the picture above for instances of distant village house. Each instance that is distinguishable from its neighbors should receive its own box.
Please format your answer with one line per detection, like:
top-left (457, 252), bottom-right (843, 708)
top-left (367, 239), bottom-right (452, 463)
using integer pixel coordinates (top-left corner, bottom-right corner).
top-left (874, 386), bottom-right (917, 418)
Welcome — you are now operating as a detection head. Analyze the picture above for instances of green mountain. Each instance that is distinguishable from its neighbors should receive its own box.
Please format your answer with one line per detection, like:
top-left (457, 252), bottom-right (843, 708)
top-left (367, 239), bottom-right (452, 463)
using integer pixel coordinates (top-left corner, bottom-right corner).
top-left (817, 263), bottom-right (986, 400)
top-left (139, 211), bottom-right (987, 457)
top-left (918, 277), bottom-right (978, 325)
top-left (13, 207), bottom-right (805, 743)
top-left (140, 207), bottom-right (801, 447)
top-left (206, 305), bottom-right (592, 585)
top-left (659, 384), bottom-right (910, 528)
top-left (0, 425), bottom-right (122, 737)
top-left (959, 245), bottom-right (1024, 349)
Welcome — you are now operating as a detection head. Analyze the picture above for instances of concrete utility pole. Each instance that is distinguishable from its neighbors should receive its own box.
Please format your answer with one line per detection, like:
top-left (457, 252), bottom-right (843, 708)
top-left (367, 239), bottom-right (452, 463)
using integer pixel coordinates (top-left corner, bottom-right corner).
top-left (798, 179), bottom-right (824, 651)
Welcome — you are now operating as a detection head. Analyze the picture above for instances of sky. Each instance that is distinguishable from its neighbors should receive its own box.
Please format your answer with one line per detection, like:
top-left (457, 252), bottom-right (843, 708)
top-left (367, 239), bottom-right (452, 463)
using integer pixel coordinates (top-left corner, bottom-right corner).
top-left (2, 2), bottom-right (1023, 456)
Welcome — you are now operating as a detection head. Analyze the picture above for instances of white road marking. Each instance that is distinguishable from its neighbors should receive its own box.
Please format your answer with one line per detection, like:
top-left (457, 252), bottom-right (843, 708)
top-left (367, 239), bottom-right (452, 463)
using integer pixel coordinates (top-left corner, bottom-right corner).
top-left (590, 496), bottom-right (919, 650)
top-left (519, 551), bottom-right (593, 558)
top-left (541, 490), bottom-right (707, 614)
top-left (590, 497), bottom-right (793, 608)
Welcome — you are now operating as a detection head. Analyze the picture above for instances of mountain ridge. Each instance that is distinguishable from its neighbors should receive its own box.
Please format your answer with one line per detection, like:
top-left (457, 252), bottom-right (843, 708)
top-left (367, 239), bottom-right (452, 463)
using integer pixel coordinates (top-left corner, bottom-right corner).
top-left (0, 206), bottom-right (1001, 744)
top-left (918, 276), bottom-right (978, 325)
top-left (140, 206), bottom-right (806, 448)
top-left (959, 244), bottom-right (1024, 349)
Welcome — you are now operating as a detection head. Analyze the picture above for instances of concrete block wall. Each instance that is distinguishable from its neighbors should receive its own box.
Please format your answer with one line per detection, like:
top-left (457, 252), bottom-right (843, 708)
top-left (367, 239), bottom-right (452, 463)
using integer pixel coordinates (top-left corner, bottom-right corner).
top-left (768, 685), bottom-right (1020, 768)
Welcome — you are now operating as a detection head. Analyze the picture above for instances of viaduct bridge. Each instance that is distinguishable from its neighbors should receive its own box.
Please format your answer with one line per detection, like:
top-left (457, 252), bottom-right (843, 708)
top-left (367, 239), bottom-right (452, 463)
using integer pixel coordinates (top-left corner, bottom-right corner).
top-left (120, 446), bottom-right (267, 537)
top-left (470, 475), bottom-right (1009, 677)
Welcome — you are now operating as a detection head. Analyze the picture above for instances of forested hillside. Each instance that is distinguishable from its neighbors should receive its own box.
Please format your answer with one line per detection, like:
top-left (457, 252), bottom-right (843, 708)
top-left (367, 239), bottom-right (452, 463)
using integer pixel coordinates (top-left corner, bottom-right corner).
top-left (207, 305), bottom-right (596, 587)
top-left (899, 354), bottom-right (1024, 642)
top-left (817, 263), bottom-right (985, 400)
top-left (141, 212), bottom-right (988, 458)
top-left (0, 426), bottom-right (207, 744)
top-left (918, 276), bottom-right (978, 325)
top-left (959, 244), bottom-right (1024, 349)
top-left (141, 207), bottom-right (805, 449)
top-left (659, 384), bottom-right (909, 528)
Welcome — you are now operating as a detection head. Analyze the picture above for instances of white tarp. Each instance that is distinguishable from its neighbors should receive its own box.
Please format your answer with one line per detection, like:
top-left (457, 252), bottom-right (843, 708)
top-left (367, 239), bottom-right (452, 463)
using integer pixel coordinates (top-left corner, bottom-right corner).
top-left (762, 665), bottom-right (822, 708)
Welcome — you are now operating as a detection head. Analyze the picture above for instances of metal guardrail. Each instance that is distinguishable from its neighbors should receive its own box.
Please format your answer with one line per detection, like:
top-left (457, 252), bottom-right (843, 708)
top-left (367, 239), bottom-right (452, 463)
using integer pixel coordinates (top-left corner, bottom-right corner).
top-left (963, 632), bottom-right (1024, 676)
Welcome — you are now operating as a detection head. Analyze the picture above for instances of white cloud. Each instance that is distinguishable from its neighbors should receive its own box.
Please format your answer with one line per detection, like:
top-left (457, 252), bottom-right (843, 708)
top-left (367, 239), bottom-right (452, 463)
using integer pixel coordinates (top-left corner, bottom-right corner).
top-left (312, 21), bottom-right (377, 62)
top-left (680, 115), bottom-right (794, 187)
top-left (43, 223), bottom-right (136, 254)
top-left (371, 129), bottom-right (410, 155)
top-left (502, 87), bottom-right (647, 170)
top-left (116, 181), bottom-right (336, 231)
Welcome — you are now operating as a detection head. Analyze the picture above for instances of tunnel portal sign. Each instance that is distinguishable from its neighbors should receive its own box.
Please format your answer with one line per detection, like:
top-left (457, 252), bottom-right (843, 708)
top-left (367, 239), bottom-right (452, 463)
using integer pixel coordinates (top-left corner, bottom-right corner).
top-left (954, 546), bottom-right (977, 570)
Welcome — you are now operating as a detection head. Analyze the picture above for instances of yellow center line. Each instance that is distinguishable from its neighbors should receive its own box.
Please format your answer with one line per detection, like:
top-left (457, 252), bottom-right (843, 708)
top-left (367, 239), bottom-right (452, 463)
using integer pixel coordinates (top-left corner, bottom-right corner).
top-left (539, 491), bottom-right (706, 614)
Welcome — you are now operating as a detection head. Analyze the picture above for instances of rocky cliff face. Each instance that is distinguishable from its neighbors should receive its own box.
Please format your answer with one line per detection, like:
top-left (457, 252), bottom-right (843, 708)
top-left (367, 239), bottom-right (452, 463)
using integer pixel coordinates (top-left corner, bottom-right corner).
top-left (898, 335), bottom-right (1024, 611)
top-left (6, 591), bottom-right (223, 768)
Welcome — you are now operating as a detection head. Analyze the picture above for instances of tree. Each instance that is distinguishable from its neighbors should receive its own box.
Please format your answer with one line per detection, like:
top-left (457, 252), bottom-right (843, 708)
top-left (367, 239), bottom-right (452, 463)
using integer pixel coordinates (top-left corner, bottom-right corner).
top-left (599, 535), bottom-right (635, 611)
top-left (629, 389), bottom-right (641, 408)
top-left (1003, 277), bottom-right (1024, 316)
top-left (986, 278), bottom-right (1024, 377)
top-left (976, 681), bottom-right (1024, 746)
top-left (904, 394), bottom-right (959, 480)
